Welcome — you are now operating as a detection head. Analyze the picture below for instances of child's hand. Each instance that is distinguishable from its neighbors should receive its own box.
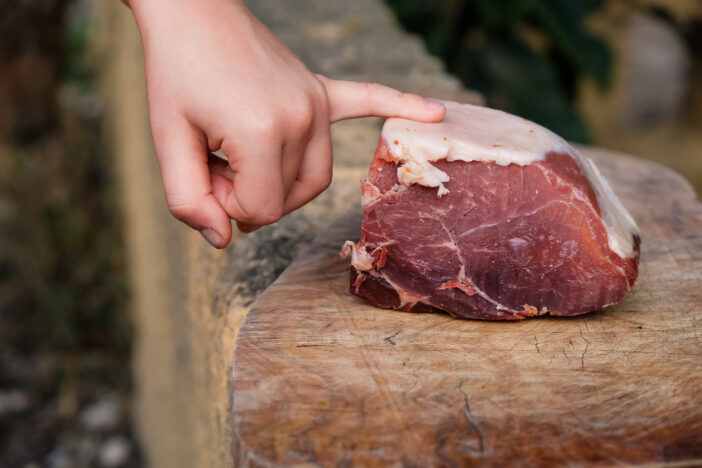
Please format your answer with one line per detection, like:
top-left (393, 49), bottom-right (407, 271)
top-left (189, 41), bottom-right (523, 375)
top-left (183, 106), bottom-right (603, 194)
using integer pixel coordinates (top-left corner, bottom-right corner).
top-left (129, 0), bottom-right (445, 248)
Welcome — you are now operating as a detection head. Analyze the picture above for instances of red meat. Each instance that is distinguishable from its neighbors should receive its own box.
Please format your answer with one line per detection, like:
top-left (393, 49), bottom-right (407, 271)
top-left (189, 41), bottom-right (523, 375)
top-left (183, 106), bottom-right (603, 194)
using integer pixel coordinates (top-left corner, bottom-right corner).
top-left (344, 116), bottom-right (640, 320)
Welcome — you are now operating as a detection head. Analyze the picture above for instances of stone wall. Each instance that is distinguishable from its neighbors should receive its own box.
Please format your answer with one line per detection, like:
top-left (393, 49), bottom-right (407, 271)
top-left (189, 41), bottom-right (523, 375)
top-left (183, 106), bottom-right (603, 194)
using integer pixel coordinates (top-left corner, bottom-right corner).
top-left (95, 1), bottom-right (478, 466)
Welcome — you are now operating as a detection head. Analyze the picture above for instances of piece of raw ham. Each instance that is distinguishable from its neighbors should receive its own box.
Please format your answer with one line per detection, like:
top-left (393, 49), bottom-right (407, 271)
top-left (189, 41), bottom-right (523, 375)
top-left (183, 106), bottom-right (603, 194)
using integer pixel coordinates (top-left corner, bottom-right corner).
top-left (342, 101), bottom-right (640, 320)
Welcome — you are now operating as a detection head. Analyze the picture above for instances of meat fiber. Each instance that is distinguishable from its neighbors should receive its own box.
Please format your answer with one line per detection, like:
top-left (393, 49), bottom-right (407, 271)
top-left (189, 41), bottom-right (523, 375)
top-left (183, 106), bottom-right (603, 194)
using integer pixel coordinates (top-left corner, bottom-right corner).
top-left (343, 102), bottom-right (640, 320)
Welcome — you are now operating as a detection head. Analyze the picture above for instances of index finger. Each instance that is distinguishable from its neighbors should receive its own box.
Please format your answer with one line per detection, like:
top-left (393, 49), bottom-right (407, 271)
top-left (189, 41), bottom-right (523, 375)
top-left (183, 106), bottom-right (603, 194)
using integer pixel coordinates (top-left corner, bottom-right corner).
top-left (318, 76), bottom-right (446, 124)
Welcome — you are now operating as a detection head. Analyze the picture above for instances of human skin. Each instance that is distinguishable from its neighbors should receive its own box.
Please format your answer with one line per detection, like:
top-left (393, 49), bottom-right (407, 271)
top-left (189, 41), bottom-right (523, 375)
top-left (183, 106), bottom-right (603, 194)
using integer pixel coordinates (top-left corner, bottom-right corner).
top-left (125, 0), bottom-right (446, 248)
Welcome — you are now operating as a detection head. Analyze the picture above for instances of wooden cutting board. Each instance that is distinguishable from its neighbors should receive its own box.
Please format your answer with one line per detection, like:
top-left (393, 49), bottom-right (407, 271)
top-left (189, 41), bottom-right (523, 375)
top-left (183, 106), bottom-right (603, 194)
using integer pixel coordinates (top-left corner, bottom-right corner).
top-left (231, 148), bottom-right (702, 467)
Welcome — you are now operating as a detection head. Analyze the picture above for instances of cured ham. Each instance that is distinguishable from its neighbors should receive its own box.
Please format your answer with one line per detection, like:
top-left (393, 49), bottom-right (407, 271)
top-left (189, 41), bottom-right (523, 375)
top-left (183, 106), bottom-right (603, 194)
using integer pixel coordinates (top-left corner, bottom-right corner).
top-left (343, 101), bottom-right (640, 320)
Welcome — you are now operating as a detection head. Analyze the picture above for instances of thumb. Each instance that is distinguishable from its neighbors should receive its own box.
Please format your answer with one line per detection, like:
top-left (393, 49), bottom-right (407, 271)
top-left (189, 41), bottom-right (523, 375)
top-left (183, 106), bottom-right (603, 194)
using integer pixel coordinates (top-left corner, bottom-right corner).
top-left (318, 75), bottom-right (446, 124)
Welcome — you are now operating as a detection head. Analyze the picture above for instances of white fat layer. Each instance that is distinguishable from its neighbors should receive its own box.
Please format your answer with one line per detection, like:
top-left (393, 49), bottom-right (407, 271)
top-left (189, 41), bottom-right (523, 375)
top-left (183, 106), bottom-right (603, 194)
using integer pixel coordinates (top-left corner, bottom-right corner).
top-left (381, 101), bottom-right (639, 258)
top-left (341, 241), bottom-right (373, 271)
top-left (575, 154), bottom-right (640, 258)
top-left (383, 101), bottom-right (572, 195)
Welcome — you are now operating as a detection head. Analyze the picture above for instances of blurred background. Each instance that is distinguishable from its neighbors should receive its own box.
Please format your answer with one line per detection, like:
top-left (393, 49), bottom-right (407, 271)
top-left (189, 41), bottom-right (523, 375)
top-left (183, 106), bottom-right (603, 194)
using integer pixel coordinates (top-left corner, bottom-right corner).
top-left (0, 0), bottom-right (699, 466)
top-left (386, 0), bottom-right (702, 187)
top-left (0, 0), bottom-right (139, 466)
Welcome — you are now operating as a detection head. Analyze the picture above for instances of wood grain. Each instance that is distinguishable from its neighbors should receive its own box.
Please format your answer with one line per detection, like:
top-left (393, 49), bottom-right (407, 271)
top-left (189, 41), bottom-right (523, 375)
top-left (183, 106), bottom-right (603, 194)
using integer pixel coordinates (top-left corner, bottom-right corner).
top-left (231, 148), bottom-right (702, 467)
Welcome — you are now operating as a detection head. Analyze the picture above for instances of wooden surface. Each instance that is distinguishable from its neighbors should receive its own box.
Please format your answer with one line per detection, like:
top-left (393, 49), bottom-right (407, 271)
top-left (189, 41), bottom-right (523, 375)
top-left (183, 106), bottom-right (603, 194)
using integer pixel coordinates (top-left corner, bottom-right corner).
top-left (231, 148), bottom-right (702, 467)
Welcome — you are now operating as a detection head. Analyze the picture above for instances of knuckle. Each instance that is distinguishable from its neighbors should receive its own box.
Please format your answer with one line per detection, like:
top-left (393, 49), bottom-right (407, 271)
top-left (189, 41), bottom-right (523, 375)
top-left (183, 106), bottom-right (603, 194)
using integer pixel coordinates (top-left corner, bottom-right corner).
top-left (364, 82), bottom-right (392, 109)
top-left (248, 114), bottom-right (279, 141)
top-left (253, 207), bottom-right (284, 226)
top-left (167, 201), bottom-right (197, 223)
top-left (304, 168), bottom-right (332, 196)
top-left (234, 197), bottom-right (284, 226)
top-left (315, 169), bottom-right (333, 193)
top-left (291, 99), bottom-right (315, 132)
top-left (363, 82), bottom-right (380, 99)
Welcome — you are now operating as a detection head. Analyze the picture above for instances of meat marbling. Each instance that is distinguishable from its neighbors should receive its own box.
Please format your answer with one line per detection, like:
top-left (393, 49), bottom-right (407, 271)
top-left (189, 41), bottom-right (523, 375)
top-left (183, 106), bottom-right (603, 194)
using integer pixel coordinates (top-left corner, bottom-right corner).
top-left (342, 101), bottom-right (640, 320)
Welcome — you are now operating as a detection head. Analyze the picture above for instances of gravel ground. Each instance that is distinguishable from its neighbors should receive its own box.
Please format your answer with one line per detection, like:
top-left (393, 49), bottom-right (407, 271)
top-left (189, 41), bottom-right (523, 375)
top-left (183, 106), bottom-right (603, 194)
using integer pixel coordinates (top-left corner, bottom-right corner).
top-left (0, 353), bottom-right (142, 467)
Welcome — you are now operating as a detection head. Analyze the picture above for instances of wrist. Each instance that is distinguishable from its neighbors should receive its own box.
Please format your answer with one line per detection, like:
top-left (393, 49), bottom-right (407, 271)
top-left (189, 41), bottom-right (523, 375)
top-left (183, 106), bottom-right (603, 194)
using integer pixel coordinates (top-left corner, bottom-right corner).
top-left (130, 0), bottom-right (247, 34)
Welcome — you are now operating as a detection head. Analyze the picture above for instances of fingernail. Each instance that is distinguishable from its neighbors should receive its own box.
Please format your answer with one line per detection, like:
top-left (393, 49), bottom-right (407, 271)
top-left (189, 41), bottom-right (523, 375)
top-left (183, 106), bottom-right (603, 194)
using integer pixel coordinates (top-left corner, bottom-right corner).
top-left (425, 99), bottom-right (444, 110)
top-left (200, 228), bottom-right (223, 248)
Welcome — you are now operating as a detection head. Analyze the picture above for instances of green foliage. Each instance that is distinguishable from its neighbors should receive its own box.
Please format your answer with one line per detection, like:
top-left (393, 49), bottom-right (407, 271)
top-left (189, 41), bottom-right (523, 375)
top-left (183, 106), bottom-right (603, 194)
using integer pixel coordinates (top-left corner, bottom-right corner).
top-left (386, 0), bottom-right (612, 142)
top-left (64, 5), bottom-right (93, 91)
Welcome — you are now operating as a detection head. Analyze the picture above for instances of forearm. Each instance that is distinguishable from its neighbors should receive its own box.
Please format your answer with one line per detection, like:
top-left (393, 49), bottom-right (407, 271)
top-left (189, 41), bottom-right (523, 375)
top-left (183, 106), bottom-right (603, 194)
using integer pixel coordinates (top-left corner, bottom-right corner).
top-left (125, 0), bottom-right (249, 38)
top-left (127, 0), bottom-right (260, 98)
